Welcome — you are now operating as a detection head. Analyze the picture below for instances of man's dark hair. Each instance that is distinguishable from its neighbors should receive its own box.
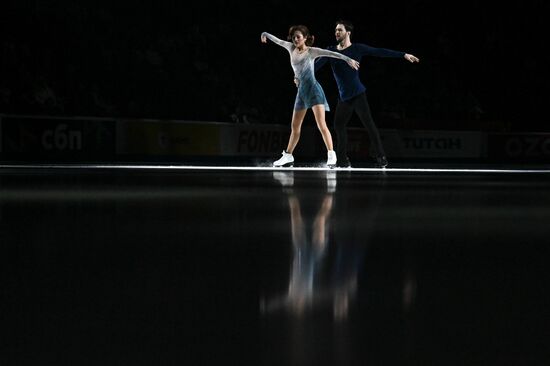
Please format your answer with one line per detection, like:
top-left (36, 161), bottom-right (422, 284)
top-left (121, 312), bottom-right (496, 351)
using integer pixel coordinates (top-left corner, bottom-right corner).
top-left (335, 20), bottom-right (354, 35)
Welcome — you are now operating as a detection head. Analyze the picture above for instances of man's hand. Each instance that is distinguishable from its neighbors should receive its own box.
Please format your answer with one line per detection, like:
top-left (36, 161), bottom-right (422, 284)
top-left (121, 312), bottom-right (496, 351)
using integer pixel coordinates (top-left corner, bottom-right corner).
top-left (404, 53), bottom-right (420, 63)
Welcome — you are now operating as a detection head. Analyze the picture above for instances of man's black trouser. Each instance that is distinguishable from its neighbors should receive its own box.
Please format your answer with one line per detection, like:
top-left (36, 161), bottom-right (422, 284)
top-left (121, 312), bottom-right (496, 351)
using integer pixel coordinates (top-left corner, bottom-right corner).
top-left (333, 92), bottom-right (386, 160)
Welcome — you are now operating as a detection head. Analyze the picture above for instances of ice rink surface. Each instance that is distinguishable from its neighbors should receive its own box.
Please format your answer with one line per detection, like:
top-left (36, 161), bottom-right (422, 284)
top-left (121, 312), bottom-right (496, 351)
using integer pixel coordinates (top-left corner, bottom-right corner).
top-left (1, 163), bottom-right (549, 365)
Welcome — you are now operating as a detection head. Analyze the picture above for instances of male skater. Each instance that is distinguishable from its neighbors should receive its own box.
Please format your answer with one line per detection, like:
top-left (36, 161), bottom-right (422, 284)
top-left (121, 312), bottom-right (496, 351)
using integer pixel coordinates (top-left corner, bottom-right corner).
top-left (314, 20), bottom-right (419, 167)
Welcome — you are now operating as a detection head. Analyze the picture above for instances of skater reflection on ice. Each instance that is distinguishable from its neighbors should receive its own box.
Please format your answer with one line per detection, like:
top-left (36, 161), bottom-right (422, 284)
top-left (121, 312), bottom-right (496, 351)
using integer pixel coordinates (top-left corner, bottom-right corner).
top-left (263, 170), bottom-right (385, 321)
top-left (286, 183), bottom-right (333, 315)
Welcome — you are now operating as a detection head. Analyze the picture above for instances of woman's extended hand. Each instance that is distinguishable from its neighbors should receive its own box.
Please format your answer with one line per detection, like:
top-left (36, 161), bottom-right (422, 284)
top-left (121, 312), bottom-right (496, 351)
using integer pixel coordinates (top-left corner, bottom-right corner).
top-left (348, 59), bottom-right (360, 70)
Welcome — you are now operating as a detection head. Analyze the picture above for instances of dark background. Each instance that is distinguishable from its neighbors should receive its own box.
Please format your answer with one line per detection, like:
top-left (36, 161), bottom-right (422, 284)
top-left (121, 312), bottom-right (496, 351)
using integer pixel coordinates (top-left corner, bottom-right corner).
top-left (1, 1), bottom-right (548, 131)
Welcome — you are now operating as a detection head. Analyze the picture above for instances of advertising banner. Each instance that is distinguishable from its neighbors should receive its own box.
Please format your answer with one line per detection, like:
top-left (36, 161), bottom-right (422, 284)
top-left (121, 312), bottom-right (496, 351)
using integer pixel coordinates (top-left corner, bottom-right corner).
top-left (0, 115), bottom-right (115, 161)
top-left (220, 124), bottom-right (290, 156)
top-left (117, 120), bottom-right (221, 156)
top-left (488, 133), bottom-right (550, 162)
top-left (381, 129), bottom-right (485, 159)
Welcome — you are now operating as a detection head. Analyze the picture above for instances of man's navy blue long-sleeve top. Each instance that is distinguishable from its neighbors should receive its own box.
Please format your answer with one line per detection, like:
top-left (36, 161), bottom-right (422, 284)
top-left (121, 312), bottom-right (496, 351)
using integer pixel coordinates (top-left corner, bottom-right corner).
top-left (315, 43), bottom-right (405, 102)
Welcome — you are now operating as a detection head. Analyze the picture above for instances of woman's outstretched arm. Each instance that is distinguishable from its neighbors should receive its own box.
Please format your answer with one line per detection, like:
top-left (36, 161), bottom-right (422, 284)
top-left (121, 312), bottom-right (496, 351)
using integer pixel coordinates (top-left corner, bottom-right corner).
top-left (261, 32), bottom-right (293, 52)
top-left (310, 47), bottom-right (360, 70)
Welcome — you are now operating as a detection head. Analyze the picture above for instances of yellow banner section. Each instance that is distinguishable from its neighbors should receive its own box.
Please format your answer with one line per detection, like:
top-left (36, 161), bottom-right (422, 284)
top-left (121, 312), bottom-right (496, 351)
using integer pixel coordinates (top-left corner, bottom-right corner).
top-left (119, 121), bottom-right (220, 155)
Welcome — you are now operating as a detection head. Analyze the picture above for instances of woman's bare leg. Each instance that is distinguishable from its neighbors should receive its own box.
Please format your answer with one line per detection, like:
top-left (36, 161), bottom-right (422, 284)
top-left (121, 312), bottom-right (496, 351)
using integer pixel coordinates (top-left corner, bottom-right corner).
top-left (286, 109), bottom-right (307, 154)
top-left (311, 104), bottom-right (333, 151)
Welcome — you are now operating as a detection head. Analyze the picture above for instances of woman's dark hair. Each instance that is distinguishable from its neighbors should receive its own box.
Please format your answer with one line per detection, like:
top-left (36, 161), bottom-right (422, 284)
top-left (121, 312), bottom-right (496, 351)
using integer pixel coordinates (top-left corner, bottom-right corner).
top-left (287, 25), bottom-right (315, 46)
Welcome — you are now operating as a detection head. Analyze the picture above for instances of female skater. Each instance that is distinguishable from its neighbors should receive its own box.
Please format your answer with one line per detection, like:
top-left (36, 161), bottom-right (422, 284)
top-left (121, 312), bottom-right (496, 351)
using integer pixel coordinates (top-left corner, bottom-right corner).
top-left (261, 25), bottom-right (359, 167)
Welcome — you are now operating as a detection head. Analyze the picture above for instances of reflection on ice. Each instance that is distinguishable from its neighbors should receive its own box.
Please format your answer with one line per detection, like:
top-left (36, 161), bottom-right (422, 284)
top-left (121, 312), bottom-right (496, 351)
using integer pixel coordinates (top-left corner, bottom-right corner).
top-left (262, 170), bottom-right (389, 321)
